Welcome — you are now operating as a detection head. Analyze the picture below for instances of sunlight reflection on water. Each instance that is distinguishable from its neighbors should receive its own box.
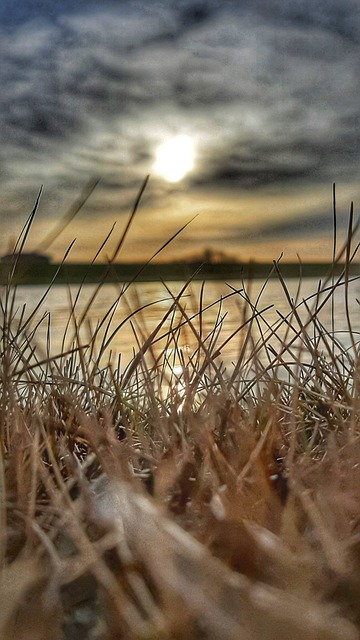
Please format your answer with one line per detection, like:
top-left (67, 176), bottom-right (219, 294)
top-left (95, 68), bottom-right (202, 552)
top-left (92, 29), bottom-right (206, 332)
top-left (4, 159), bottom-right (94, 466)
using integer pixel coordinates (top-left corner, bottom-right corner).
top-left (10, 276), bottom-right (360, 373)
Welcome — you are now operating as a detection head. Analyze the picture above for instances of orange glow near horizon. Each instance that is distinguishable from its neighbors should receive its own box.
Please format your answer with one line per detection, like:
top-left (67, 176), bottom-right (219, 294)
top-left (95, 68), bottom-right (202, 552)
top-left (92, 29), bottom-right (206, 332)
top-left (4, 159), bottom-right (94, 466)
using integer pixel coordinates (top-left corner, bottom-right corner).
top-left (11, 180), bottom-right (359, 265)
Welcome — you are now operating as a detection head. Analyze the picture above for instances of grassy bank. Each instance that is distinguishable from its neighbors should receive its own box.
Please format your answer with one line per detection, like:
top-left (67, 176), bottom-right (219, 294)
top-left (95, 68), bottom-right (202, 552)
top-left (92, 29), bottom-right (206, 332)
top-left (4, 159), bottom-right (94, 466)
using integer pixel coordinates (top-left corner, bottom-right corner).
top-left (1, 197), bottom-right (360, 639)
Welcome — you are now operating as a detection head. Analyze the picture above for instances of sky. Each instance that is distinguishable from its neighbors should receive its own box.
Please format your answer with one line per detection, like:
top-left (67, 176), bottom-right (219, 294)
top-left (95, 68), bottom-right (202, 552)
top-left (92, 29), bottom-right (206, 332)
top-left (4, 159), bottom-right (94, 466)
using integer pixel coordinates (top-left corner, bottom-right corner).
top-left (1, 0), bottom-right (360, 263)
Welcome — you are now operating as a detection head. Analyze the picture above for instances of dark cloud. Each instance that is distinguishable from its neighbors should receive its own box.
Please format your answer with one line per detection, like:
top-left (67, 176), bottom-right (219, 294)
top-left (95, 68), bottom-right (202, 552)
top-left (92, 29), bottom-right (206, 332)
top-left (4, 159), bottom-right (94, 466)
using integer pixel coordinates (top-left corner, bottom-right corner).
top-left (212, 202), bottom-right (356, 246)
top-left (180, 3), bottom-right (213, 27)
top-left (244, 211), bottom-right (345, 241)
top-left (0, 0), bottom-right (115, 28)
top-left (270, 0), bottom-right (360, 43)
top-left (203, 165), bottom-right (316, 189)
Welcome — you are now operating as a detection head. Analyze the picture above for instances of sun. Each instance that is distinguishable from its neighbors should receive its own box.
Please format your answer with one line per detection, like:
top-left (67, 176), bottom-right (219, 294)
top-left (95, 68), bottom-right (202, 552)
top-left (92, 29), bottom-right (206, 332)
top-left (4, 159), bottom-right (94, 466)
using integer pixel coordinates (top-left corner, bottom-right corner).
top-left (154, 135), bottom-right (195, 183)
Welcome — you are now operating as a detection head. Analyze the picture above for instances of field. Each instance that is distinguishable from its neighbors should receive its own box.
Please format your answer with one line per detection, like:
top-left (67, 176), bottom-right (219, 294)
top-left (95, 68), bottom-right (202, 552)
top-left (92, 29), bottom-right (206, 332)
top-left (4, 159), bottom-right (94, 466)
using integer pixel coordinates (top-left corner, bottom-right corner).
top-left (1, 196), bottom-right (360, 639)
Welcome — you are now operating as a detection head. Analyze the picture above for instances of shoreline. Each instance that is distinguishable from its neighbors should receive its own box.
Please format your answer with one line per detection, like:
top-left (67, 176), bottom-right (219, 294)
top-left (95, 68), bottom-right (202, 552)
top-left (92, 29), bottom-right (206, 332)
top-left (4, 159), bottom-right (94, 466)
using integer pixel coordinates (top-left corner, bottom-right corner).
top-left (1, 260), bottom-right (359, 285)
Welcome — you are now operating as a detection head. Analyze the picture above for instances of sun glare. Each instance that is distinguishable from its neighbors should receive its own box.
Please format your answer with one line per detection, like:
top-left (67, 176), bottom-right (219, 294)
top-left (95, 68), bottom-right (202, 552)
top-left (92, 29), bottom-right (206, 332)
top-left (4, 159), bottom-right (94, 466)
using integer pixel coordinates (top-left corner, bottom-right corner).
top-left (154, 135), bottom-right (195, 183)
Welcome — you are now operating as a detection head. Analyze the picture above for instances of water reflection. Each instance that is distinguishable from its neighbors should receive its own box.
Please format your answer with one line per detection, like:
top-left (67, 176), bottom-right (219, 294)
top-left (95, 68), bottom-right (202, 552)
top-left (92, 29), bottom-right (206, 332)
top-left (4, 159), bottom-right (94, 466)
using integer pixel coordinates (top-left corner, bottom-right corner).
top-left (7, 276), bottom-right (360, 373)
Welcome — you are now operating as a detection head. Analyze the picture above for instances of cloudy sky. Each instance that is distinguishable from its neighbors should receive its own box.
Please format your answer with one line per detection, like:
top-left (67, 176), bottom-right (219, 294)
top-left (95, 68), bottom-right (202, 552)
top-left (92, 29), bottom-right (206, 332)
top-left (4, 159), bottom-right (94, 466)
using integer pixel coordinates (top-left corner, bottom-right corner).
top-left (1, 0), bottom-right (360, 263)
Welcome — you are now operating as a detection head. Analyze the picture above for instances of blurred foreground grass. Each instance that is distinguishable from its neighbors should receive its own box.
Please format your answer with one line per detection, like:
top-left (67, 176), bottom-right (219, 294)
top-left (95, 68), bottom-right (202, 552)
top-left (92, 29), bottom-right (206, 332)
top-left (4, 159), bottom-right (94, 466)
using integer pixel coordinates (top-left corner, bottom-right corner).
top-left (1, 193), bottom-right (360, 640)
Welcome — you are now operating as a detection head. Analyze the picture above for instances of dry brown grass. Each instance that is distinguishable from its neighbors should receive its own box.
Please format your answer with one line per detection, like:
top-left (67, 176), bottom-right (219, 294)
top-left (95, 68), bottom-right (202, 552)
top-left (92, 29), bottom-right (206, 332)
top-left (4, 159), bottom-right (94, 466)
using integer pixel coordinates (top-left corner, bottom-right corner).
top-left (1, 188), bottom-right (360, 639)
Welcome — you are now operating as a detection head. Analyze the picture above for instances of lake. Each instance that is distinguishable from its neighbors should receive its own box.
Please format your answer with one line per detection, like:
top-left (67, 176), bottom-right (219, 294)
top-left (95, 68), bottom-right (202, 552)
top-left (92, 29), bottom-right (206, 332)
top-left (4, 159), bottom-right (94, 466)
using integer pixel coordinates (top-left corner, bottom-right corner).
top-left (7, 275), bottom-right (360, 375)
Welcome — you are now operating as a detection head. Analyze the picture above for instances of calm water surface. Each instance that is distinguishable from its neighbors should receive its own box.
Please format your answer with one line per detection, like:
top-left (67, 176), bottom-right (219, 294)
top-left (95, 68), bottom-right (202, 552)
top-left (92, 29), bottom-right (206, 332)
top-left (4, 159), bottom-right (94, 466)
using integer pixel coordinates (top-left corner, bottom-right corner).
top-left (9, 276), bottom-right (360, 372)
